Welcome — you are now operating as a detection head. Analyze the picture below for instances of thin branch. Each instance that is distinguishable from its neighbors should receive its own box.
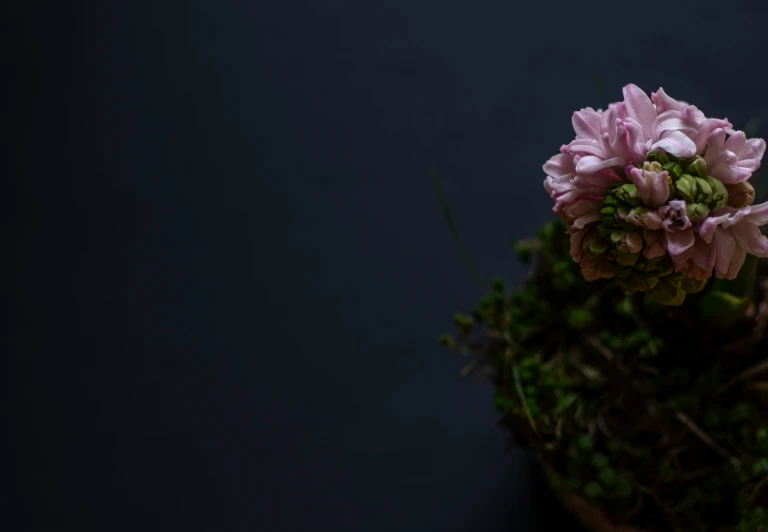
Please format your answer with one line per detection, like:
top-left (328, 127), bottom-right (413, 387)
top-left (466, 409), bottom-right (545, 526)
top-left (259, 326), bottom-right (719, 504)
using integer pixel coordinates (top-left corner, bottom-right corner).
top-left (512, 363), bottom-right (541, 438)
top-left (714, 358), bottom-right (768, 397)
top-left (749, 475), bottom-right (768, 508)
top-left (583, 336), bottom-right (614, 363)
top-left (675, 411), bottom-right (732, 460)
top-left (431, 173), bottom-right (487, 291)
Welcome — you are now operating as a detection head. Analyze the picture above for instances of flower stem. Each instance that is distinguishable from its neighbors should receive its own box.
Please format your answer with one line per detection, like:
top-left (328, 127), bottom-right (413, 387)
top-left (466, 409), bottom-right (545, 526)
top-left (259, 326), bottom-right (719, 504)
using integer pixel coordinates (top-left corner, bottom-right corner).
top-left (431, 173), bottom-right (488, 292)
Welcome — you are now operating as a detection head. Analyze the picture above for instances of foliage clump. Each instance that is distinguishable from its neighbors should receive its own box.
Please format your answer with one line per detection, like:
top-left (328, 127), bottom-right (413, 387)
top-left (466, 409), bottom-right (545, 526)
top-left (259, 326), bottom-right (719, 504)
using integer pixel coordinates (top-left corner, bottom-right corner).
top-left (441, 220), bottom-right (768, 531)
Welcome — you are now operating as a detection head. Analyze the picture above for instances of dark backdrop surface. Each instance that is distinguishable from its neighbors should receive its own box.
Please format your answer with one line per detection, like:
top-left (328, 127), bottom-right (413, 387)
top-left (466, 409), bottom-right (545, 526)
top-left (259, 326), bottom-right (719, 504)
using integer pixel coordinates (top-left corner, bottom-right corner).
top-left (8, 1), bottom-right (768, 531)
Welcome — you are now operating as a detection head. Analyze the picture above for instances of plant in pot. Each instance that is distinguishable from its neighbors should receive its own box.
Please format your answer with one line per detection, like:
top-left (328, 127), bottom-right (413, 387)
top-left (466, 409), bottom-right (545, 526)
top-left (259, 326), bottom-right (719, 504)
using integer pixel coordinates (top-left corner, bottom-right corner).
top-left (439, 84), bottom-right (768, 531)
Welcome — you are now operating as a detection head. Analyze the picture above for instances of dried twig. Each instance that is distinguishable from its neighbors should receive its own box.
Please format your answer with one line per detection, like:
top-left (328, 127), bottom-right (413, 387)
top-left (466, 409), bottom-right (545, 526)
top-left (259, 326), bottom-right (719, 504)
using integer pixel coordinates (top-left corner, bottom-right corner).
top-left (749, 476), bottom-right (768, 508)
top-left (675, 411), bottom-right (732, 460)
top-left (584, 336), bottom-right (614, 363)
top-left (714, 358), bottom-right (768, 398)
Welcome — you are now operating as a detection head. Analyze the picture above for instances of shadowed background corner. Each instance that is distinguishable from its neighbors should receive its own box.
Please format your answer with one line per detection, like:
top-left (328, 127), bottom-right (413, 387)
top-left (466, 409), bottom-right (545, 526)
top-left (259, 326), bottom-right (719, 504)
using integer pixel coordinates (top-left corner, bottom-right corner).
top-left (7, 1), bottom-right (768, 530)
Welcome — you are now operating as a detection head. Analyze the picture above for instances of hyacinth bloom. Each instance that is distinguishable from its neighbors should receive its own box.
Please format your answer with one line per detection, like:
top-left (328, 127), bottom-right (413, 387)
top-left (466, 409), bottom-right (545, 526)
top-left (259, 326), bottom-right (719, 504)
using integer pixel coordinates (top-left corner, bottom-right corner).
top-left (543, 84), bottom-right (767, 304)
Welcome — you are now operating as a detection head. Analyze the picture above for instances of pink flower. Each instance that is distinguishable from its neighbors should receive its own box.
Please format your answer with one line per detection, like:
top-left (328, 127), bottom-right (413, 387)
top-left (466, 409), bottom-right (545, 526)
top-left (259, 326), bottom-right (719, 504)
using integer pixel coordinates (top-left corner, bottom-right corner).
top-left (628, 162), bottom-right (670, 208)
top-left (642, 230), bottom-right (667, 259)
top-left (626, 207), bottom-right (663, 230)
top-left (543, 84), bottom-right (762, 214)
top-left (542, 83), bottom-right (767, 287)
top-left (692, 203), bottom-right (768, 279)
top-left (659, 200), bottom-right (695, 260)
top-left (704, 128), bottom-right (766, 184)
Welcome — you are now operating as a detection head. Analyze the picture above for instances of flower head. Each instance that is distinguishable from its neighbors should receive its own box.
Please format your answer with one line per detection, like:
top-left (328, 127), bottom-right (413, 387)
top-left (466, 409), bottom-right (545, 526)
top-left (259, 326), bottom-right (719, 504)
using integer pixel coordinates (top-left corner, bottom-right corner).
top-left (543, 84), bottom-right (767, 303)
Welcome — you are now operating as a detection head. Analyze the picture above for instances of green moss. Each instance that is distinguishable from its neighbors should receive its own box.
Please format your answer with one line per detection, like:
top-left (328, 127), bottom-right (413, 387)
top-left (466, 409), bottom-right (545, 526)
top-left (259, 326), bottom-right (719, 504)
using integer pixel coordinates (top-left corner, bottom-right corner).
top-left (441, 217), bottom-right (768, 531)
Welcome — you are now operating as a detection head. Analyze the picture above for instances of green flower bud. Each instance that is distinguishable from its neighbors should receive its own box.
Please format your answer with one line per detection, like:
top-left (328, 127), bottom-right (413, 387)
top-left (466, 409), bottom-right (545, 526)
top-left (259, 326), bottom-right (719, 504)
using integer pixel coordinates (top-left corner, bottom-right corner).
top-left (438, 334), bottom-right (456, 348)
top-left (662, 162), bottom-right (684, 179)
top-left (588, 238), bottom-right (608, 256)
top-left (681, 276), bottom-right (708, 294)
top-left (582, 231), bottom-right (600, 252)
top-left (600, 206), bottom-right (616, 216)
top-left (646, 151), bottom-right (661, 163)
top-left (675, 174), bottom-right (698, 202)
top-left (620, 275), bottom-right (645, 293)
top-left (641, 256), bottom-right (663, 271)
top-left (705, 175), bottom-right (728, 211)
top-left (537, 219), bottom-right (567, 242)
top-left (628, 206), bottom-right (650, 217)
top-left (725, 181), bottom-right (755, 208)
top-left (567, 308), bottom-right (594, 330)
top-left (610, 229), bottom-right (626, 244)
top-left (513, 241), bottom-right (535, 264)
top-left (615, 252), bottom-right (640, 267)
top-left (686, 202), bottom-right (710, 223)
top-left (694, 176), bottom-right (713, 204)
top-left (686, 157), bottom-right (708, 179)
top-left (616, 206), bottom-right (630, 221)
top-left (648, 280), bottom-right (686, 306)
top-left (597, 224), bottom-right (613, 237)
top-left (615, 184), bottom-right (642, 206)
top-left (612, 264), bottom-right (633, 279)
top-left (603, 195), bottom-right (620, 207)
top-left (656, 151), bottom-right (670, 164)
top-left (645, 275), bottom-right (660, 290)
top-left (656, 260), bottom-right (674, 277)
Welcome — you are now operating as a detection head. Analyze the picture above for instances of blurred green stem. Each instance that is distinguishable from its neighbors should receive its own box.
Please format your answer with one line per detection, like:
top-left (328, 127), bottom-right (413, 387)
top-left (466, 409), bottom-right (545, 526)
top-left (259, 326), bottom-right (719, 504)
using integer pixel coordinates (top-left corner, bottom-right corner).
top-left (431, 173), bottom-right (488, 292)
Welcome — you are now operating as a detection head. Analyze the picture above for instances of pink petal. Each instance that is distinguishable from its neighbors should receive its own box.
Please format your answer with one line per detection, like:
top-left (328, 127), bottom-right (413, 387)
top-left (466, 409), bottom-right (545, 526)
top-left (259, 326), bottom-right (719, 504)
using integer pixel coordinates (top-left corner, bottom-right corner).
top-left (698, 211), bottom-right (737, 242)
top-left (713, 229), bottom-right (737, 278)
top-left (572, 212), bottom-right (601, 230)
top-left (623, 84), bottom-right (656, 139)
top-left (724, 130), bottom-right (747, 156)
top-left (719, 207), bottom-right (751, 229)
top-left (629, 164), bottom-right (670, 208)
top-left (544, 177), bottom-right (555, 197)
top-left (651, 87), bottom-right (683, 114)
top-left (568, 139), bottom-right (610, 158)
top-left (543, 152), bottom-right (576, 179)
top-left (575, 156), bottom-right (625, 173)
top-left (731, 223), bottom-right (768, 258)
top-left (642, 230), bottom-right (667, 259)
top-left (665, 227), bottom-right (695, 257)
top-left (709, 163), bottom-right (752, 184)
top-left (569, 229), bottom-right (586, 263)
top-left (693, 117), bottom-right (732, 152)
top-left (744, 201), bottom-right (768, 226)
top-left (725, 245), bottom-right (747, 279)
top-left (651, 130), bottom-right (697, 158)
top-left (652, 109), bottom-right (699, 137)
top-left (572, 108), bottom-right (602, 140)
top-left (562, 199), bottom-right (602, 219)
top-left (704, 128), bottom-right (726, 167)
top-left (743, 137), bottom-right (766, 164)
top-left (690, 238), bottom-right (716, 274)
top-left (626, 232), bottom-right (643, 254)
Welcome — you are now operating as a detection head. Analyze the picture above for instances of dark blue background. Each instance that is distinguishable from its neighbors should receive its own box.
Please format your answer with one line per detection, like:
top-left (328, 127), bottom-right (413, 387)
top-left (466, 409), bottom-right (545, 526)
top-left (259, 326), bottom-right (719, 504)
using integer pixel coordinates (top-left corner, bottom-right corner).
top-left (8, 1), bottom-right (768, 530)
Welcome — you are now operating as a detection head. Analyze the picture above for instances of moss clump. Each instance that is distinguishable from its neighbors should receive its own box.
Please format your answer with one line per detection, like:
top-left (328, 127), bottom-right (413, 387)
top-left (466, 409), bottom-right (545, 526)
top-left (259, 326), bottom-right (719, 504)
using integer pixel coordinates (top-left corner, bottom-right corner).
top-left (441, 219), bottom-right (768, 531)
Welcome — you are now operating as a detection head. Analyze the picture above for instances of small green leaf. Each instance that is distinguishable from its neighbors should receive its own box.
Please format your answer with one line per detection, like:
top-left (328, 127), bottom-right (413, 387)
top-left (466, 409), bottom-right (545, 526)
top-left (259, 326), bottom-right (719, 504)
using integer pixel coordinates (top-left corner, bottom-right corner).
top-left (590, 453), bottom-right (609, 470)
top-left (584, 481), bottom-right (604, 499)
top-left (699, 254), bottom-right (757, 327)
top-left (567, 308), bottom-right (594, 330)
top-left (576, 434), bottom-right (594, 451)
top-left (556, 393), bottom-right (579, 414)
